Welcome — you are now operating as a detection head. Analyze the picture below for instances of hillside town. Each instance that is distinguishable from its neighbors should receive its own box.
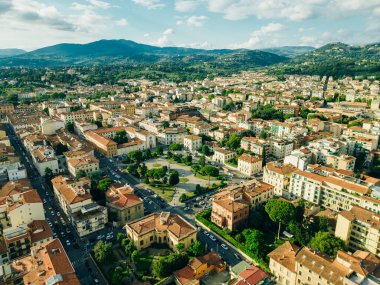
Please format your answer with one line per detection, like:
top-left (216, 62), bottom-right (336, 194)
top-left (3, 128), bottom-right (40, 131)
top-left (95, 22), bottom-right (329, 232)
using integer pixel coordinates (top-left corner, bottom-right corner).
top-left (0, 71), bottom-right (379, 285)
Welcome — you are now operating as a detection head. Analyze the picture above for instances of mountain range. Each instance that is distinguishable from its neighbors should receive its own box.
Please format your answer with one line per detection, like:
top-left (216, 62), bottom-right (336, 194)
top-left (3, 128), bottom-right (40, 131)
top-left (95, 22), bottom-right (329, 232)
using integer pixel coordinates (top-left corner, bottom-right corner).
top-left (0, 48), bottom-right (26, 58)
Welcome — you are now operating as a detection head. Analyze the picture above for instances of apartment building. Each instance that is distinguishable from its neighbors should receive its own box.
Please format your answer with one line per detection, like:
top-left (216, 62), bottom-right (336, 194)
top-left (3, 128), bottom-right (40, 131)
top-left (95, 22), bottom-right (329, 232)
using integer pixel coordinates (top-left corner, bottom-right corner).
top-left (237, 153), bottom-right (263, 176)
top-left (157, 128), bottom-right (187, 145)
top-left (106, 185), bottom-right (144, 225)
top-left (240, 136), bottom-right (270, 159)
top-left (183, 135), bottom-right (202, 152)
top-left (0, 104), bottom-right (15, 114)
top-left (270, 139), bottom-right (293, 160)
top-left (263, 162), bottom-right (297, 197)
top-left (211, 189), bottom-right (250, 231)
top-left (67, 155), bottom-right (99, 177)
top-left (51, 176), bottom-right (107, 237)
top-left (288, 168), bottom-right (374, 212)
top-left (267, 241), bottom-right (299, 285)
top-left (326, 154), bottom-right (356, 171)
top-left (294, 247), bottom-right (379, 285)
top-left (60, 110), bottom-right (95, 123)
top-left (125, 212), bottom-right (197, 250)
top-left (213, 147), bottom-right (235, 164)
top-left (335, 206), bottom-right (379, 256)
top-left (84, 130), bottom-right (118, 157)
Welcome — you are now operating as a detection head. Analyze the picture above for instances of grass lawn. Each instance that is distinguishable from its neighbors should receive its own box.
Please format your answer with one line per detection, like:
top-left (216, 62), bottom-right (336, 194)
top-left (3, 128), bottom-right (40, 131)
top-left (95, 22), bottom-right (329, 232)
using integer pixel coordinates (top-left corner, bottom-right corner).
top-left (195, 173), bottom-right (213, 180)
top-left (147, 185), bottom-right (176, 202)
top-left (152, 163), bottom-right (162, 167)
top-left (179, 177), bottom-right (189, 183)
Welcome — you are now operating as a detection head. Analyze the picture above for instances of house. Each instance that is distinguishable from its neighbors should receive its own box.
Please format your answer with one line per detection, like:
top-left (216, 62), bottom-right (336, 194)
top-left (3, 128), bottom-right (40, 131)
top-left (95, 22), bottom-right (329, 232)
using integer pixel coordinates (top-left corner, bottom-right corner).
top-left (326, 154), bottom-right (356, 171)
top-left (125, 212), bottom-right (197, 250)
top-left (263, 162), bottom-right (297, 197)
top-left (230, 261), bottom-right (272, 285)
top-left (267, 241), bottom-right (299, 285)
top-left (240, 137), bottom-right (270, 159)
top-left (183, 135), bottom-right (202, 152)
top-left (213, 147), bottom-right (235, 164)
top-left (237, 153), bottom-right (263, 176)
top-left (335, 206), bottom-right (380, 256)
top-left (30, 146), bottom-right (60, 176)
top-left (106, 185), bottom-right (144, 225)
top-left (174, 252), bottom-right (226, 285)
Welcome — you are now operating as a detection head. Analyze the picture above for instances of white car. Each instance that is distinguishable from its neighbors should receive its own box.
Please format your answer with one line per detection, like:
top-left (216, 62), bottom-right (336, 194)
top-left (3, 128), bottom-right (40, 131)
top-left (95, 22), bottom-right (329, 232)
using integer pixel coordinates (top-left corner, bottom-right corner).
top-left (221, 244), bottom-right (229, 250)
top-left (209, 235), bottom-right (216, 241)
top-left (203, 230), bottom-right (209, 236)
top-left (66, 240), bottom-right (71, 246)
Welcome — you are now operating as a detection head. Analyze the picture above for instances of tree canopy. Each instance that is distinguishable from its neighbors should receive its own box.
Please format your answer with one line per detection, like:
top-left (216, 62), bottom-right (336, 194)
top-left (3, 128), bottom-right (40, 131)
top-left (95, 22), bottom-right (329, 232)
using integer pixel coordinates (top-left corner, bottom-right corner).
top-left (309, 231), bottom-right (345, 257)
top-left (265, 199), bottom-right (296, 239)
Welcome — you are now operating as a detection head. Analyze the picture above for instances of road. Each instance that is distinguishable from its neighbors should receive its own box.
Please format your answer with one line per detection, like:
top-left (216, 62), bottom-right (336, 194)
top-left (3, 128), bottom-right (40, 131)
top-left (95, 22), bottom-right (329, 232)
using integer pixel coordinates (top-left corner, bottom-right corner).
top-left (97, 153), bottom-right (243, 267)
top-left (5, 124), bottom-right (106, 285)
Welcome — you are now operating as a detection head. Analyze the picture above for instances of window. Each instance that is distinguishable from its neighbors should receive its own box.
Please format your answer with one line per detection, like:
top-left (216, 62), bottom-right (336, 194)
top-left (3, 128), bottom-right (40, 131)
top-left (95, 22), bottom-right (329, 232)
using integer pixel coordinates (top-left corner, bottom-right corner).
top-left (140, 240), bottom-right (143, 245)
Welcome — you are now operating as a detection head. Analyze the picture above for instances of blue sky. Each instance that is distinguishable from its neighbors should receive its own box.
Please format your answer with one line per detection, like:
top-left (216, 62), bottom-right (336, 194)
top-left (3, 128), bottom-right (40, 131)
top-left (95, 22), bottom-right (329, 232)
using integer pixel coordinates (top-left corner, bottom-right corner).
top-left (0, 0), bottom-right (379, 50)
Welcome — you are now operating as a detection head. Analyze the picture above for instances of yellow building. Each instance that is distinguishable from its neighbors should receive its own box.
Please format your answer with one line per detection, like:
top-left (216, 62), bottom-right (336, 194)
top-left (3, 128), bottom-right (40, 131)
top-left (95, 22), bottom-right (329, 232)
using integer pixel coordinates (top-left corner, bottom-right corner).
top-left (335, 205), bottom-right (380, 256)
top-left (0, 104), bottom-right (14, 114)
top-left (67, 155), bottom-right (99, 177)
top-left (125, 212), bottom-right (197, 250)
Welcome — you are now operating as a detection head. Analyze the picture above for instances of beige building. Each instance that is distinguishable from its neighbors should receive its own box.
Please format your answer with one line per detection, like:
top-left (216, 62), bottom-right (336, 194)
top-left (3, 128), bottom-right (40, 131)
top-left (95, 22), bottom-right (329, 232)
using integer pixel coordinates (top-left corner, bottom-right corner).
top-left (125, 212), bottom-right (197, 250)
top-left (240, 136), bottom-right (270, 159)
top-left (213, 147), bottom-right (235, 164)
top-left (326, 154), bottom-right (356, 171)
top-left (183, 135), bottom-right (202, 152)
top-left (270, 139), bottom-right (293, 160)
top-left (51, 176), bottom-right (107, 237)
top-left (237, 153), bottom-right (263, 176)
top-left (106, 185), bottom-right (144, 225)
top-left (67, 155), bottom-right (99, 177)
top-left (31, 146), bottom-right (60, 176)
top-left (263, 162), bottom-right (297, 197)
top-left (268, 241), bottom-right (299, 285)
top-left (335, 206), bottom-right (380, 256)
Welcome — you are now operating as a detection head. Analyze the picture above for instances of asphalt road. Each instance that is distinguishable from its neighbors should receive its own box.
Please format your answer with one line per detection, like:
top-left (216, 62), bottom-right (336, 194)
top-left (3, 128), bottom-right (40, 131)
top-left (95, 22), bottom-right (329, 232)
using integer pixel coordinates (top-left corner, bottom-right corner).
top-left (5, 124), bottom-right (106, 285)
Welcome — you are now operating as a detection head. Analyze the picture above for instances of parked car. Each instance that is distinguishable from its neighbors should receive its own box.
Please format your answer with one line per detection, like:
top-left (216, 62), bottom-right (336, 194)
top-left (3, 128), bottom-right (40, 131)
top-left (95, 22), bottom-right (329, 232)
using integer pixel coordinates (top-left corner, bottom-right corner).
top-left (209, 235), bottom-right (216, 241)
top-left (221, 244), bottom-right (229, 250)
top-left (203, 230), bottom-right (209, 236)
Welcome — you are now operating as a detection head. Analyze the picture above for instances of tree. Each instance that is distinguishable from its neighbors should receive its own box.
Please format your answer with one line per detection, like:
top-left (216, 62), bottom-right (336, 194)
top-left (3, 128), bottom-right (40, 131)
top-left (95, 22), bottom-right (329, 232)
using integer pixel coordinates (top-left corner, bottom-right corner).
top-left (201, 145), bottom-right (212, 156)
top-left (188, 240), bottom-right (205, 256)
top-left (201, 165), bottom-right (219, 187)
top-left (161, 121), bottom-right (170, 128)
top-left (55, 143), bottom-right (68, 155)
top-left (6, 94), bottom-right (18, 104)
top-left (265, 199), bottom-right (296, 239)
top-left (44, 167), bottom-right (53, 178)
top-left (179, 193), bottom-right (188, 202)
top-left (156, 146), bottom-right (163, 155)
top-left (259, 130), bottom-right (268, 139)
top-left (199, 155), bottom-right (206, 167)
top-left (98, 178), bottom-right (113, 192)
top-left (309, 232), bottom-right (345, 257)
top-left (242, 229), bottom-right (264, 258)
top-left (113, 130), bottom-right (128, 144)
top-left (168, 171), bottom-right (180, 186)
top-left (128, 150), bottom-right (143, 163)
top-left (137, 163), bottom-right (148, 177)
top-left (131, 250), bottom-right (140, 264)
top-left (175, 242), bottom-right (185, 252)
top-left (152, 252), bottom-right (189, 278)
top-left (94, 241), bottom-right (112, 263)
top-left (169, 143), bottom-right (182, 151)
top-left (75, 170), bottom-right (86, 179)
top-left (183, 154), bottom-right (192, 165)
top-left (65, 122), bottom-right (74, 133)
top-left (226, 133), bottom-right (242, 150)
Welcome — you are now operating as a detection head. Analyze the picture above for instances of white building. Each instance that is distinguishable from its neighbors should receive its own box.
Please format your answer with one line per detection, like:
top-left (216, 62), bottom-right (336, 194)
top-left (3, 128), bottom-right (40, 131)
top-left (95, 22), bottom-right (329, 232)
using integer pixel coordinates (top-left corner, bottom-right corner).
top-left (237, 153), bottom-right (263, 177)
top-left (183, 135), bottom-right (202, 152)
top-left (213, 147), bottom-right (235, 164)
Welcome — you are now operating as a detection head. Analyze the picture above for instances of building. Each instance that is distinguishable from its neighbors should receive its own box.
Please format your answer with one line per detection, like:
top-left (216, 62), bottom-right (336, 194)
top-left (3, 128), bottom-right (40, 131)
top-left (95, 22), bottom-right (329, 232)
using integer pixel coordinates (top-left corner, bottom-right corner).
top-left (211, 189), bottom-right (249, 231)
top-left (213, 147), bottom-right (235, 164)
top-left (183, 135), bottom-right (202, 152)
top-left (157, 128), bottom-right (187, 145)
top-left (67, 155), bottom-right (99, 177)
top-left (267, 241), bottom-right (299, 285)
top-left (237, 153), bottom-right (263, 177)
top-left (174, 252), bottom-right (226, 285)
top-left (22, 239), bottom-right (80, 285)
top-left (51, 176), bottom-right (107, 237)
top-left (326, 154), bottom-right (356, 171)
top-left (106, 185), bottom-right (144, 225)
top-left (30, 146), bottom-right (60, 176)
top-left (335, 206), bottom-right (380, 256)
top-left (230, 262), bottom-right (271, 285)
top-left (295, 247), bottom-right (379, 285)
top-left (263, 162), bottom-right (297, 197)
top-left (240, 137), bottom-right (270, 159)
top-left (125, 212), bottom-right (197, 250)
top-left (270, 139), bottom-right (293, 160)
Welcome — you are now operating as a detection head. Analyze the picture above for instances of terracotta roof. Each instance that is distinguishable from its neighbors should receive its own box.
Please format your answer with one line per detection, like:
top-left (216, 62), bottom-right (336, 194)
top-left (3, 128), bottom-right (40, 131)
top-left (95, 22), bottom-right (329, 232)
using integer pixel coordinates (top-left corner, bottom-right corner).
top-left (267, 241), bottom-right (299, 273)
top-left (0, 178), bottom-right (33, 197)
top-left (106, 185), bottom-right (143, 209)
top-left (238, 153), bottom-right (262, 164)
top-left (29, 220), bottom-right (53, 244)
top-left (338, 205), bottom-right (380, 230)
top-left (51, 175), bottom-right (92, 205)
top-left (67, 155), bottom-right (99, 168)
top-left (238, 265), bottom-right (268, 285)
top-left (265, 162), bottom-right (296, 176)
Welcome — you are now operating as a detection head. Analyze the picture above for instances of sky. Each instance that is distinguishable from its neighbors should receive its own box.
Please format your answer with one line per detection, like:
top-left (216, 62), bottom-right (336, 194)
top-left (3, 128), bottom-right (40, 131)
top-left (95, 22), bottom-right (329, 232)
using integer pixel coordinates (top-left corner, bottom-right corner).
top-left (0, 0), bottom-right (379, 51)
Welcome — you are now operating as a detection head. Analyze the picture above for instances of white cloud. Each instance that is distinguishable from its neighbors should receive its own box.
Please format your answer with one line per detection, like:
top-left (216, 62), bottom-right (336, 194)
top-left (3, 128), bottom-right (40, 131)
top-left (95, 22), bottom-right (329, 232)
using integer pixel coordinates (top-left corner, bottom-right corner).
top-left (86, 0), bottom-right (111, 9)
top-left (132, 0), bottom-right (165, 9)
top-left (115, 18), bottom-right (128, 26)
top-left (176, 15), bottom-right (207, 27)
top-left (231, 23), bottom-right (285, 49)
top-left (175, 0), bottom-right (202, 12)
top-left (154, 28), bottom-right (175, 46)
top-left (143, 33), bottom-right (150, 37)
top-left (184, 41), bottom-right (212, 49)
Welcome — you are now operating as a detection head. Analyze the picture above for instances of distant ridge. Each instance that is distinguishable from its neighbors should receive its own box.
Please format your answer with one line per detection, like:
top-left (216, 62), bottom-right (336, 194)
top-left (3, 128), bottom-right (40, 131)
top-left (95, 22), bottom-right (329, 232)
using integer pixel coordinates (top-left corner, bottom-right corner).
top-left (0, 48), bottom-right (26, 58)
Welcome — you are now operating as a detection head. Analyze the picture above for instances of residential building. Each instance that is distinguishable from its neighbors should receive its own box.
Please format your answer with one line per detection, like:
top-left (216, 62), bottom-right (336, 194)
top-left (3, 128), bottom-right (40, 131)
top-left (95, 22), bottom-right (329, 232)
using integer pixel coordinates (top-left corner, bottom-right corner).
top-left (230, 262), bottom-right (271, 285)
top-left (270, 139), bottom-right (293, 160)
top-left (240, 137), bottom-right (270, 159)
top-left (30, 146), bottom-right (59, 176)
top-left (125, 212), bottom-right (197, 250)
top-left (67, 155), bottom-right (99, 177)
top-left (106, 185), bottom-right (144, 225)
top-left (263, 162), bottom-right (297, 197)
top-left (174, 252), bottom-right (226, 285)
top-left (157, 128), bottom-right (187, 145)
top-left (335, 206), bottom-right (380, 256)
top-left (213, 147), bottom-right (235, 164)
top-left (51, 176), bottom-right (107, 237)
top-left (326, 154), bottom-right (356, 171)
top-left (267, 241), bottom-right (299, 285)
top-left (237, 153), bottom-right (263, 176)
top-left (183, 135), bottom-right (202, 152)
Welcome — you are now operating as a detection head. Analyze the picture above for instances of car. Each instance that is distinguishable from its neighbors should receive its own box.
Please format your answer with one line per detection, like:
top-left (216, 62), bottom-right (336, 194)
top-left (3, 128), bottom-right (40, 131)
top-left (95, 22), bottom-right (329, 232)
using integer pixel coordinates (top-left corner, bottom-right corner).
top-left (50, 211), bottom-right (55, 216)
top-left (184, 207), bottom-right (189, 211)
top-left (221, 244), bottom-right (229, 250)
top-left (66, 240), bottom-right (71, 246)
top-left (234, 253), bottom-right (240, 260)
top-left (62, 221), bottom-right (66, 226)
top-left (209, 235), bottom-right (216, 241)
top-left (97, 235), bottom-right (105, 240)
top-left (203, 230), bottom-right (209, 236)
top-left (148, 201), bottom-right (153, 205)
top-left (57, 212), bottom-right (60, 216)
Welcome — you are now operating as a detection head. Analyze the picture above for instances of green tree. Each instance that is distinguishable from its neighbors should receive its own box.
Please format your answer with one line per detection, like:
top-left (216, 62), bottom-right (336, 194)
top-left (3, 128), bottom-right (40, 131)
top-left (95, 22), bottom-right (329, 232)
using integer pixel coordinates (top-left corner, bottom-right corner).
top-left (161, 121), bottom-right (170, 128)
top-left (94, 241), bottom-right (112, 263)
top-left (175, 242), bottom-right (185, 252)
top-left (201, 165), bottom-right (219, 187)
top-left (265, 199), bottom-right (296, 239)
top-left (169, 143), bottom-right (182, 151)
top-left (309, 231), bottom-right (345, 257)
top-left (168, 171), bottom-right (180, 186)
top-left (188, 240), bottom-right (205, 256)
top-left (226, 133), bottom-right (242, 150)
top-left (113, 130), bottom-right (128, 144)
top-left (137, 163), bottom-right (148, 177)
top-left (156, 145), bottom-right (164, 155)
top-left (152, 252), bottom-right (189, 278)
top-left (128, 150), bottom-right (143, 163)
top-left (65, 122), bottom-right (74, 133)
top-left (183, 154), bottom-right (192, 165)
top-left (259, 130), bottom-right (268, 139)
top-left (199, 155), bottom-right (206, 167)
top-left (242, 229), bottom-right (264, 258)
top-left (98, 178), bottom-right (113, 192)
top-left (201, 145), bottom-right (212, 156)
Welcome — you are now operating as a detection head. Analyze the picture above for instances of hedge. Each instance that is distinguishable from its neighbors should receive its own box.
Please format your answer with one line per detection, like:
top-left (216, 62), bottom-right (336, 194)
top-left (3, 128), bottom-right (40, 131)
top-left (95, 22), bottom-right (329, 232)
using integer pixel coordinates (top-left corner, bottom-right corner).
top-left (196, 210), bottom-right (270, 272)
